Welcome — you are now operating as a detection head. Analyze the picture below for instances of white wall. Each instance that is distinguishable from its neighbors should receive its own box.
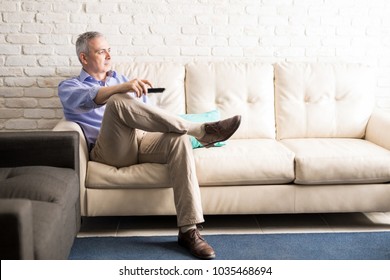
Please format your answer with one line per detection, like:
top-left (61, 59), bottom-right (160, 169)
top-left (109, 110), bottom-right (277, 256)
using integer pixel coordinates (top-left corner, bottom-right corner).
top-left (1, 0), bottom-right (390, 131)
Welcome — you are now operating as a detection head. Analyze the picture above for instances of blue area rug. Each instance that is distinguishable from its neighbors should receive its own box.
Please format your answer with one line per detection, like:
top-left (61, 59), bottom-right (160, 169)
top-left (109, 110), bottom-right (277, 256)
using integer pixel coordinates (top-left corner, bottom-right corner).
top-left (69, 232), bottom-right (390, 260)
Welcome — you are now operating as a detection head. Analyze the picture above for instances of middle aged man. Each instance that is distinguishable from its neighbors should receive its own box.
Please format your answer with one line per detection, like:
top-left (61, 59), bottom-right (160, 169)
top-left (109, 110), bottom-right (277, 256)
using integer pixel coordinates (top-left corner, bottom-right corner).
top-left (58, 31), bottom-right (241, 259)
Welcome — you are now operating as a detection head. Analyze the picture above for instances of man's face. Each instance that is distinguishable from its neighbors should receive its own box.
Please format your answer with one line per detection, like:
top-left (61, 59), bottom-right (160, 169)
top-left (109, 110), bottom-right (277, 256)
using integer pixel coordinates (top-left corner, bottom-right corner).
top-left (81, 36), bottom-right (112, 77)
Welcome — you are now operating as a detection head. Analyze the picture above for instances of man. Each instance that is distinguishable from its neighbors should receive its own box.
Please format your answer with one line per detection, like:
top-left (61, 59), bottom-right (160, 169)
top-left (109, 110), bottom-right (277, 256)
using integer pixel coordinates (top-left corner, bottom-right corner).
top-left (58, 31), bottom-right (241, 259)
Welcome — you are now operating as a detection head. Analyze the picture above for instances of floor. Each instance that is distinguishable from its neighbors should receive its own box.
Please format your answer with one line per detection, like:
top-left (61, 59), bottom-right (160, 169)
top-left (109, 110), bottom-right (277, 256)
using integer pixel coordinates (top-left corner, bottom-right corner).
top-left (78, 212), bottom-right (390, 238)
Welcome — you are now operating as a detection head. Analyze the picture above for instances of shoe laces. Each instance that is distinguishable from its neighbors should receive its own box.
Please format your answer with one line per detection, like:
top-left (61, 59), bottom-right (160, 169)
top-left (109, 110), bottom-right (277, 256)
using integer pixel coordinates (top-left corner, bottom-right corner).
top-left (189, 228), bottom-right (205, 243)
top-left (204, 122), bottom-right (223, 134)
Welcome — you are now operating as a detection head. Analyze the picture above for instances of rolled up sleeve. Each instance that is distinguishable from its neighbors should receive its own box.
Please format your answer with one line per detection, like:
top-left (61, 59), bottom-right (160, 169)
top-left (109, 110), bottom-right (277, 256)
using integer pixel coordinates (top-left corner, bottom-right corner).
top-left (58, 79), bottom-right (102, 114)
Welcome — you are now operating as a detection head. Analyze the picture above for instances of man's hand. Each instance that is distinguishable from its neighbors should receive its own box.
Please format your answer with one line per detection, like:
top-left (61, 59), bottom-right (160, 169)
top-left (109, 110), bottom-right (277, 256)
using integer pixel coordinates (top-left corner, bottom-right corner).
top-left (125, 79), bottom-right (153, 97)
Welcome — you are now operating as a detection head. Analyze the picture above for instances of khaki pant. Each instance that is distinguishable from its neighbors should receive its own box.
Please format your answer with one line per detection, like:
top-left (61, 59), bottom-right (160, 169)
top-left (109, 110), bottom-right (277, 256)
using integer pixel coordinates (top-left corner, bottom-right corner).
top-left (90, 94), bottom-right (204, 227)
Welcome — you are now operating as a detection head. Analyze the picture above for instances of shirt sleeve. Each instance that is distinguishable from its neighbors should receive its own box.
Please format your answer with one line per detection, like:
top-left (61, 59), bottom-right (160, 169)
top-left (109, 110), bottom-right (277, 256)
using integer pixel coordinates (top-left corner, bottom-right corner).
top-left (58, 78), bottom-right (102, 114)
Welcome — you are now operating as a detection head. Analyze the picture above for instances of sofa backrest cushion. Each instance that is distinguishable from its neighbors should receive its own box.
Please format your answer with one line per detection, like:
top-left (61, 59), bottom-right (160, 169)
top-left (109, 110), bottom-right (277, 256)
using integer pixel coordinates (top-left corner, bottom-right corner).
top-left (274, 62), bottom-right (376, 139)
top-left (185, 62), bottom-right (276, 139)
top-left (112, 62), bottom-right (186, 114)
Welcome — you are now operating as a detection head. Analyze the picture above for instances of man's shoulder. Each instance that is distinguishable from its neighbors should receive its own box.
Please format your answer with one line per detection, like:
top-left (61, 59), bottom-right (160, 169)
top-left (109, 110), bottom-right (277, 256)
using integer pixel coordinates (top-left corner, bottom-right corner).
top-left (59, 75), bottom-right (82, 87)
top-left (60, 75), bottom-right (80, 82)
top-left (59, 69), bottom-right (91, 86)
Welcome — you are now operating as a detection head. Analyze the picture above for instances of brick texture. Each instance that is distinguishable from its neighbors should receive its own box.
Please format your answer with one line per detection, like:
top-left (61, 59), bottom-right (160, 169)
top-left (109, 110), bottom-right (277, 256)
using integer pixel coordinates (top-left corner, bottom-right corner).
top-left (1, 0), bottom-right (390, 131)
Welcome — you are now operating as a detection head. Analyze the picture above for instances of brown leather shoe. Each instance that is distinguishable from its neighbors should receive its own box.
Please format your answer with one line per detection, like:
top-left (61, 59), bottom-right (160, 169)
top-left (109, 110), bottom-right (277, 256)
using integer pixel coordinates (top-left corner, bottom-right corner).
top-left (178, 228), bottom-right (216, 259)
top-left (196, 115), bottom-right (241, 148)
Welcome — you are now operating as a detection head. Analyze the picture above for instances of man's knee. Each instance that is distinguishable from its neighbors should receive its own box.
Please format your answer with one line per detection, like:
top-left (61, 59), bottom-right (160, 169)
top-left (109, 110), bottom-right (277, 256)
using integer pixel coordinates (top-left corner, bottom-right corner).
top-left (171, 134), bottom-right (193, 151)
top-left (107, 94), bottom-right (130, 107)
top-left (106, 94), bottom-right (139, 116)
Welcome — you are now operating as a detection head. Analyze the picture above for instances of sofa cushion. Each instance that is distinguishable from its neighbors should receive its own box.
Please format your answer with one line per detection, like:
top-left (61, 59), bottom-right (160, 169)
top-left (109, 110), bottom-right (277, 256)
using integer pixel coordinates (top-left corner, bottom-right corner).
top-left (112, 62), bottom-right (186, 114)
top-left (0, 166), bottom-right (79, 205)
top-left (180, 109), bottom-right (226, 148)
top-left (185, 62), bottom-right (275, 139)
top-left (281, 138), bottom-right (390, 185)
top-left (275, 62), bottom-right (375, 139)
top-left (194, 139), bottom-right (295, 185)
top-left (86, 161), bottom-right (170, 189)
top-left (86, 139), bottom-right (295, 188)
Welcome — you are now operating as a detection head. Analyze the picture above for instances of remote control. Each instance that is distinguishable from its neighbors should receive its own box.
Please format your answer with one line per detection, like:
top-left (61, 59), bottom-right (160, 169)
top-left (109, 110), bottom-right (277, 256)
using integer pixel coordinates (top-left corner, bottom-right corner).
top-left (148, 88), bottom-right (165, 93)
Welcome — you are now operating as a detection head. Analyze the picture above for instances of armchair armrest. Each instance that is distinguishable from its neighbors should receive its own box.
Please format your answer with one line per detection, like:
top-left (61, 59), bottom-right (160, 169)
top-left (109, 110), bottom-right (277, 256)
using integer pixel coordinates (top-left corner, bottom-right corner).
top-left (365, 109), bottom-right (390, 150)
top-left (0, 199), bottom-right (34, 259)
top-left (0, 131), bottom-right (79, 176)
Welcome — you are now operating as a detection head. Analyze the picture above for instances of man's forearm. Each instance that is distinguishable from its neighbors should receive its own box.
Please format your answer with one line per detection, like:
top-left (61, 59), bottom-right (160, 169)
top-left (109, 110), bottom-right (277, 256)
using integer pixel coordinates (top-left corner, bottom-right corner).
top-left (94, 79), bottom-right (152, 105)
top-left (94, 84), bottom-right (127, 105)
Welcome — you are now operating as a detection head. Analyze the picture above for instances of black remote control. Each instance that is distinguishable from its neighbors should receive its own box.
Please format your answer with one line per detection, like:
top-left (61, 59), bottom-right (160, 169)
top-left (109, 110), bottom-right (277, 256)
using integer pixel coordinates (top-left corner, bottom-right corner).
top-left (148, 88), bottom-right (165, 93)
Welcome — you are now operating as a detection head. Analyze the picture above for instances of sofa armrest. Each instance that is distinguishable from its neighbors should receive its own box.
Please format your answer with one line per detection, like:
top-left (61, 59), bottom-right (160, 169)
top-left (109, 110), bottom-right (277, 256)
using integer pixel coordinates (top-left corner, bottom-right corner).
top-left (0, 131), bottom-right (79, 176)
top-left (53, 120), bottom-right (89, 216)
top-left (0, 199), bottom-right (34, 259)
top-left (366, 109), bottom-right (390, 150)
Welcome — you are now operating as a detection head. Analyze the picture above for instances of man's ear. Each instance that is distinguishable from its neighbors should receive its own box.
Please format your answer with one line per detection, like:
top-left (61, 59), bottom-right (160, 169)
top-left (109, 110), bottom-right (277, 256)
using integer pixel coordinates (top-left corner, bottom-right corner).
top-left (80, 53), bottom-right (88, 65)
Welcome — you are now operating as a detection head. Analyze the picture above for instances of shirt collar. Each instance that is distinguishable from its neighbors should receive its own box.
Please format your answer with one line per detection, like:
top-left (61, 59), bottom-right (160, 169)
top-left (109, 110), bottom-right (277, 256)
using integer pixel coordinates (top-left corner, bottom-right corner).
top-left (79, 69), bottom-right (117, 83)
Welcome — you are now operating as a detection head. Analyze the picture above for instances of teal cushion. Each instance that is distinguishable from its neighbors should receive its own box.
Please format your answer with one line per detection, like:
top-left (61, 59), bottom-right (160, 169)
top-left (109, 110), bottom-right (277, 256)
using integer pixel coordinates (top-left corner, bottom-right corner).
top-left (180, 110), bottom-right (226, 149)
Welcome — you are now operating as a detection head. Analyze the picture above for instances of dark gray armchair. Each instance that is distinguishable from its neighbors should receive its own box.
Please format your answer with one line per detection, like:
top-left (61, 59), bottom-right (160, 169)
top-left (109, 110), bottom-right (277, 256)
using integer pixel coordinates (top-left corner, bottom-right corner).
top-left (0, 131), bottom-right (81, 259)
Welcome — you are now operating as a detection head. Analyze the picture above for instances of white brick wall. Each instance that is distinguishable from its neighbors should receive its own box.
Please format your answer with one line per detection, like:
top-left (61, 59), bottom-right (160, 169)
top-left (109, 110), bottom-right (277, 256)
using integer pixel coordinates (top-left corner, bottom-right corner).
top-left (1, 0), bottom-right (390, 131)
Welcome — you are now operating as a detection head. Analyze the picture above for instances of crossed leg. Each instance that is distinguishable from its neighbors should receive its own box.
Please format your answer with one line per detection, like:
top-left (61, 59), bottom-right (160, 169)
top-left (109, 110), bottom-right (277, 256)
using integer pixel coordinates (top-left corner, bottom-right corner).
top-left (90, 94), bottom-right (204, 226)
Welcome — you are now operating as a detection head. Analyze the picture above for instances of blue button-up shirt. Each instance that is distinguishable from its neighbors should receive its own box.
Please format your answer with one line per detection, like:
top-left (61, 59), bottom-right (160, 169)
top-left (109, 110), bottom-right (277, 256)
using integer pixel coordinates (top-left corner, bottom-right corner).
top-left (58, 69), bottom-right (149, 149)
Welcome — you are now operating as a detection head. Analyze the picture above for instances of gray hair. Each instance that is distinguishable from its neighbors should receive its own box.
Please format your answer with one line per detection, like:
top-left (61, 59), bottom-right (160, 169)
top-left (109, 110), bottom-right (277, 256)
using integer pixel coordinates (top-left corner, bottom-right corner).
top-left (76, 31), bottom-right (104, 62)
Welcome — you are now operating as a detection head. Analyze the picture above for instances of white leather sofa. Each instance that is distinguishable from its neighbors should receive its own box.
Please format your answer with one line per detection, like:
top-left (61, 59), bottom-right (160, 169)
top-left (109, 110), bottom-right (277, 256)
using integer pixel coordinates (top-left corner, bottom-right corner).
top-left (54, 62), bottom-right (390, 217)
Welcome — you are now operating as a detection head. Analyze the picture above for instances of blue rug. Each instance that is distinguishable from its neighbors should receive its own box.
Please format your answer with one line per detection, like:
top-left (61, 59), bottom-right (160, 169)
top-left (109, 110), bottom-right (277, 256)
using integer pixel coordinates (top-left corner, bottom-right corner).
top-left (69, 232), bottom-right (390, 260)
